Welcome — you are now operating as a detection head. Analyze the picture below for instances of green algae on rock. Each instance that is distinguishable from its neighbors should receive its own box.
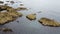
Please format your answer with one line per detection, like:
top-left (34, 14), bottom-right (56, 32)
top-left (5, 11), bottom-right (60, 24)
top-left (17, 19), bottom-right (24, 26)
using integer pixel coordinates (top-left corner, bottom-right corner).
top-left (38, 18), bottom-right (60, 27)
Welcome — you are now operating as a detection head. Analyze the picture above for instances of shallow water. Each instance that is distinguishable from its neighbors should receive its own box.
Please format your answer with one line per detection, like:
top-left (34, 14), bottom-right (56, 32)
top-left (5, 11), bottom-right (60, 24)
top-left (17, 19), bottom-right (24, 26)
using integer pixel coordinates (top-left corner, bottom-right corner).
top-left (0, 0), bottom-right (60, 34)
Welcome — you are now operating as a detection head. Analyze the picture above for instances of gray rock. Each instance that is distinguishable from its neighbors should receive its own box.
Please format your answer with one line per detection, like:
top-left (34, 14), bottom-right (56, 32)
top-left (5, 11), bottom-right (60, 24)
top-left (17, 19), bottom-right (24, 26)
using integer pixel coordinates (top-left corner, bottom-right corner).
top-left (0, 1), bottom-right (4, 4)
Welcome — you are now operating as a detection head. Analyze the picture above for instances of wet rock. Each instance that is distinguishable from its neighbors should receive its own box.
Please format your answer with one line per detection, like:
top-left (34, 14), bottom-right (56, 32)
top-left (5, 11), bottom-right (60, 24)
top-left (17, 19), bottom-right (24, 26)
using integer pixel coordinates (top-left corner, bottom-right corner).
top-left (0, 12), bottom-right (22, 25)
top-left (0, 5), bottom-right (22, 25)
top-left (0, 1), bottom-right (4, 4)
top-left (6, 8), bottom-right (15, 11)
top-left (4, 4), bottom-right (8, 6)
top-left (0, 5), bottom-right (7, 11)
top-left (20, 4), bottom-right (24, 6)
top-left (7, 10), bottom-right (22, 17)
top-left (19, 1), bottom-right (22, 3)
top-left (0, 5), bottom-right (12, 11)
top-left (37, 11), bottom-right (42, 13)
top-left (16, 7), bottom-right (27, 11)
top-left (26, 14), bottom-right (36, 20)
top-left (0, 12), bottom-right (14, 25)
top-left (2, 28), bottom-right (13, 32)
top-left (16, 21), bottom-right (19, 23)
top-left (6, 1), bottom-right (9, 2)
top-left (38, 18), bottom-right (60, 27)
top-left (10, 1), bottom-right (14, 4)
top-left (0, 5), bottom-right (11, 11)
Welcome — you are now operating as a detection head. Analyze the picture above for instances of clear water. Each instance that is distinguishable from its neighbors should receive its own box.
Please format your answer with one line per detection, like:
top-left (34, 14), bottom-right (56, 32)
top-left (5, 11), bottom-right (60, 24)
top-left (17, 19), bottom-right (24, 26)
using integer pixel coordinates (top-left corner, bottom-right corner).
top-left (0, 0), bottom-right (60, 34)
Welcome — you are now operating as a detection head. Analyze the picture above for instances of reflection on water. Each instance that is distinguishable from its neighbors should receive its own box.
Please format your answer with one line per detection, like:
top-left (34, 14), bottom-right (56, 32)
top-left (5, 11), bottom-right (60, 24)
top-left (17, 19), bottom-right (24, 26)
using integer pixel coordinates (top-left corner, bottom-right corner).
top-left (0, 0), bottom-right (60, 34)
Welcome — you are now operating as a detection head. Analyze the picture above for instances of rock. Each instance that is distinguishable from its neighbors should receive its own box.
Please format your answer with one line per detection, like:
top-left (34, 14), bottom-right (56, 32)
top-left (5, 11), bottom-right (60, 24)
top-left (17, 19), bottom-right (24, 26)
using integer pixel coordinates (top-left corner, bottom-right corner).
top-left (37, 11), bottom-right (42, 13)
top-left (0, 1), bottom-right (4, 4)
top-left (7, 12), bottom-right (22, 17)
top-left (2, 28), bottom-right (13, 32)
top-left (0, 5), bottom-right (12, 11)
top-left (10, 1), bottom-right (14, 4)
top-left (16, 7), bottom-right (27, 11)
top-left (6, 8), bottom-right (15, 12)
top-left (4, 4), bottom-right (8, 6)
top-left (0, 5), bottom-right (7, 11)
top-left (6, 1), bottom-right (9, 2)
top-left (16, 21), bottom-right (19, 23)
top-left (0, 12), bottom-right (14, 25)
top-left (20, 4), bottom-right (24, 6)
top-left (26, 14), bottom-right (36, 20)
top-left (38, 18), bottom-right (60, 27)
top-left (0, 5), bottom-right (22, 25)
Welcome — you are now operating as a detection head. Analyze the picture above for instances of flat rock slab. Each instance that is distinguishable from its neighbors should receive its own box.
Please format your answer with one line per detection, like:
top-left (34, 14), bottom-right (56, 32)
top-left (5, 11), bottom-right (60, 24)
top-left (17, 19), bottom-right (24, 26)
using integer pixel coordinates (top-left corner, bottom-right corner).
top-left (39, 18), bottom-right (60, 27)
top-left (26, 14), bottom-right (36, 20)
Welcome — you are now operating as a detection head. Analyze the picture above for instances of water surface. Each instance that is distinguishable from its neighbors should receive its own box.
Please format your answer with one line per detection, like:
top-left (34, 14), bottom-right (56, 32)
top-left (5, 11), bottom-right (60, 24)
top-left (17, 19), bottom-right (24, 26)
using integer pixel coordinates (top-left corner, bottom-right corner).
top-left (0, 0), bottom-right (60, 34)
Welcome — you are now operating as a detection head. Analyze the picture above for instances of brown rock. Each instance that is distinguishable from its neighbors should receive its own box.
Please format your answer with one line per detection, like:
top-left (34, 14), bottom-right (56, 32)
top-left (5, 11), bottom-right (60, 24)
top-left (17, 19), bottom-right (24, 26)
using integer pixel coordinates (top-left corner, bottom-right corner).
top-left (0, 5), bottom-right (22, 25)
top-left (2, 28), bottom-right (13, 32)
top-left (38, 18), bottom-right (60, 27)
top-left (26, 14), bottom-right (36, 20)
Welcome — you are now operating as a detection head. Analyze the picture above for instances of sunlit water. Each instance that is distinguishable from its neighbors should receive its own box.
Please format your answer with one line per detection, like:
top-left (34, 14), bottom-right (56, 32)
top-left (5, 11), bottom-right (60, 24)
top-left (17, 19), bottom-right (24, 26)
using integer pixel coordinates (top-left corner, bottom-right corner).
top-left (0, 0), bottom-right (60, 34)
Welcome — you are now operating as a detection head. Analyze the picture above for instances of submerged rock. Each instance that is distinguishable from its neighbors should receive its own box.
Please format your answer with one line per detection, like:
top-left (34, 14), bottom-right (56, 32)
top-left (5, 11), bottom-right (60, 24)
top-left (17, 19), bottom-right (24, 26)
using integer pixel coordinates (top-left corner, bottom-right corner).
top-left (37, 11), bottom-right (42, 13)
top-left (4, 4), bottom-right (8, 6)
top-left (38, 18), bottom-right (60, 27)
top-left (0, 1), bottom-right (4, 4)
top-left (20, 4), bottom-right (24, 6)
top-left (10, 1), bottom-right (14, 4)
top-left (6, 1), bottom-right (9, 2)
top-left (16, 21), bottom-right (19, 23)
top-left (16, 7), bottom-right (27, 11)
top-left (2, 28), bottom-right (12, 32)
top-left (26, 14), bottom-right (36, 20)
